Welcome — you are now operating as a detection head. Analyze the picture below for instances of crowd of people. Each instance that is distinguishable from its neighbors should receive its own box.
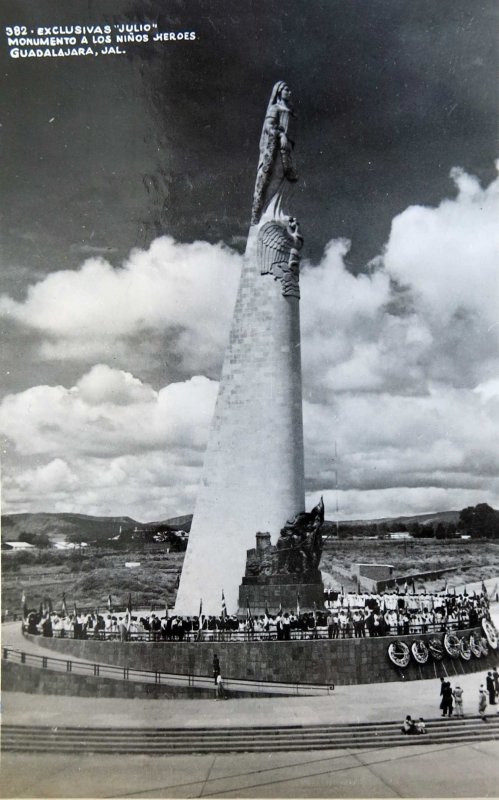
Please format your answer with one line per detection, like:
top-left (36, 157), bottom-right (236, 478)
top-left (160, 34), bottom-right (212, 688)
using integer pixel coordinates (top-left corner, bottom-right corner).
top-left (22, 588), bottom-right (492, 642)
top-left (323, 588), bottom-right (490, 637)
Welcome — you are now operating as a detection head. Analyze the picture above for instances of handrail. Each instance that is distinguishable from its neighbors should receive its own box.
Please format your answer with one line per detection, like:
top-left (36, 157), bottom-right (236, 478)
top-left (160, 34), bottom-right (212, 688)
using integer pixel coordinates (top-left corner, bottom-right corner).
top-left (20, 619), bottom-right (470, 644)
top-left (2, 646), bottom-right (333, 696)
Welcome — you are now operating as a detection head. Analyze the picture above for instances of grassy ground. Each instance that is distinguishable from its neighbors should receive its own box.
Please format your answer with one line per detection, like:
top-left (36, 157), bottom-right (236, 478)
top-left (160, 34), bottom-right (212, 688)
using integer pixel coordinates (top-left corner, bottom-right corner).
top-left (320, 538), bottom-right (499, 592)
top-left (2, 547), bottom-right (184, 615)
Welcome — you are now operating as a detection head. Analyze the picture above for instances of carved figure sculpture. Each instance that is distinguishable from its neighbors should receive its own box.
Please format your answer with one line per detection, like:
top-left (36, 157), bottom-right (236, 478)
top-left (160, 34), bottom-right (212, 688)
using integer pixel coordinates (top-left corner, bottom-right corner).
top-left (243, 497), bottom-right (325, 579)
top-left (257, 216), bottom-right (303, 298)
top-left (278, 497), bottom-right (324, 574)
top-left (251, 81), bottom-right (298, 225)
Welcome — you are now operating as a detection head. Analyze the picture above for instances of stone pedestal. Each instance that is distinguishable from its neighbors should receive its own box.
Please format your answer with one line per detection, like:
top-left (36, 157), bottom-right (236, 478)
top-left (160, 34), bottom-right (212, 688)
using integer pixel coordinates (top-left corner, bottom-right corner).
top-left (238, 572), bottom-right (325, 615)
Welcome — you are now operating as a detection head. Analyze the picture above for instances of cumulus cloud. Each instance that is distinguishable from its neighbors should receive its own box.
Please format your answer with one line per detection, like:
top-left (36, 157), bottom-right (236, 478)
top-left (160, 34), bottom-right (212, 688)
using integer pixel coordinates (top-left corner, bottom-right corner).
top-left (303, 381), bottom-right (499, 517)
top-left (1, 366), bottom-right (218, 517)
top-left (1, 366), bottom-right (218, 458)
top-left (0, 236), bottom-right (242, 375)
top-left (2, 451), bottom-right (204, 519)
top-left (301, 165), bottom-right (499, 398)
top-left (1, 166), bottom-right (498, 519)
top-left (300, 165), bottom-right (499, 517)
top-left (307, 487), bottom-right (499, 522)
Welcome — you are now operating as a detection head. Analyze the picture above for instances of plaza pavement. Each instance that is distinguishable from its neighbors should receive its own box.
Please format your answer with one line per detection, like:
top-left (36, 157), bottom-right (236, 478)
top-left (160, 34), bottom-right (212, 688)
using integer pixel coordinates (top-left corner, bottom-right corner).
top-left (1, 606), bottom-right (499, 797)
top-left (1, 740), bottom-right (498, 797)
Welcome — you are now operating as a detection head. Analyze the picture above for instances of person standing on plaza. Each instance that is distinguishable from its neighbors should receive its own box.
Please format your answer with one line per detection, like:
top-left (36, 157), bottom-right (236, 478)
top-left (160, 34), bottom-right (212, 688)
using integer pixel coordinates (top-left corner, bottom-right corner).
top-left (478, 685), bottom-right (488, 721)
top-left (216, 672), bottom-right (226, 700)
top-left (213, 653), bottom-right (220, 685)
top-left (486, 671), bottom-right (496, 705)
top-left (493, 667), bottom-right (499, 696)
top-left (441, 680), bottom-right (454, 717)
top-left (453, 685), bottom-right (464, 718)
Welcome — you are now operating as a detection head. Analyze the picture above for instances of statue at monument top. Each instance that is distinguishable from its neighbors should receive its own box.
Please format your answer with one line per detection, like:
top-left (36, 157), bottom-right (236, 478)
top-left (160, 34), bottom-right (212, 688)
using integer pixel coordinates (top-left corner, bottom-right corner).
top-left (251, 81), bottom-right (298, 225)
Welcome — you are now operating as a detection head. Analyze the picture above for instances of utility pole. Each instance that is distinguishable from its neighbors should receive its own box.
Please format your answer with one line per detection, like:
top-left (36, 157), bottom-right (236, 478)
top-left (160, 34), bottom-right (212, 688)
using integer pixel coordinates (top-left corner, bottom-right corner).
top-left (333, 441), bottom-right (339, 537)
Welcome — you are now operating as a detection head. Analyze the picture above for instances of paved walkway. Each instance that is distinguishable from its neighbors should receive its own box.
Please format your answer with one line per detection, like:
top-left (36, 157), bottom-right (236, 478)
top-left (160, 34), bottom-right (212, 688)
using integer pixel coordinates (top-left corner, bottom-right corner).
top-left (1, 741), bottom-right (498, 797)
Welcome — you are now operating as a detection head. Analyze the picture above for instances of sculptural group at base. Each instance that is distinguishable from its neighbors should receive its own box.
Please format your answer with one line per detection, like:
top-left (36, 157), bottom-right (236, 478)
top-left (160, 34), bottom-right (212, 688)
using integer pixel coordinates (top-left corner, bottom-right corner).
top-left (238, 498), bottom-right (325, 614)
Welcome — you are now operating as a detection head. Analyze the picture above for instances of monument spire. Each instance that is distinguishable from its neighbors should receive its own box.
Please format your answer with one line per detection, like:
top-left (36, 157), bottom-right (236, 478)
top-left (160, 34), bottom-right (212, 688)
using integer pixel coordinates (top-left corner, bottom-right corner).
top-left (175, 83), bottom-right (305, 615)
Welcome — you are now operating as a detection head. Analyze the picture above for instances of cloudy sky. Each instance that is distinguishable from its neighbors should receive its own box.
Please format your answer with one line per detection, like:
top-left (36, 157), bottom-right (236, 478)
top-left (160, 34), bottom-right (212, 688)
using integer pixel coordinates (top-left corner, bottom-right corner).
top-left (1, 0), bottom-right (498, 521)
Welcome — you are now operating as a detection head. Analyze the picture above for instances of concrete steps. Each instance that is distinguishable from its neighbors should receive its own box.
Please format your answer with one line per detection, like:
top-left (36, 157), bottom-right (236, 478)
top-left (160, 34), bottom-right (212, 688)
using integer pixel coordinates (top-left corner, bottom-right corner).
top-left (3, 717), bottom-right (498, 754)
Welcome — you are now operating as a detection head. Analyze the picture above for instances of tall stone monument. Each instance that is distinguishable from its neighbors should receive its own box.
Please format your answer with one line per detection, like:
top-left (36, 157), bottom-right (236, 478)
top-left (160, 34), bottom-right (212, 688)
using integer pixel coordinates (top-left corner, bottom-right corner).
top-left (175, 82), bottom-right (319, 615)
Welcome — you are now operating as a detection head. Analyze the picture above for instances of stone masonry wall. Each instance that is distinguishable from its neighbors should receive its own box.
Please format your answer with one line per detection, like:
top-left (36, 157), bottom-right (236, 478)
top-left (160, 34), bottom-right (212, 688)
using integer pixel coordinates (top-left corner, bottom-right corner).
top-left (23, 627), bottom-right (497, 686)
top-left (1, 660), bottom-right (276, 699)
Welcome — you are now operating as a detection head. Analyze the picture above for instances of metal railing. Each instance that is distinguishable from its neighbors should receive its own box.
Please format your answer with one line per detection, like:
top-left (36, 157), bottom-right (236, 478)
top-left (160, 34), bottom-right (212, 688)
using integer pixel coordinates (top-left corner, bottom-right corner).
top-left (2, 646), bottom-right (333, 696)
top-left (22, 620), bottom-right (468, 643)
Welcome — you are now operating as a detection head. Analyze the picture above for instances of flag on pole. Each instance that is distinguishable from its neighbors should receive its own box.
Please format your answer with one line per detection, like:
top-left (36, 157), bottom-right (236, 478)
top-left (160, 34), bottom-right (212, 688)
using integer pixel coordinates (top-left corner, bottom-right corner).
top-left (124, 593), bottom-right (132, 629)
top-left (61, 592), bottom-right (68, 617)
top-left (481, 580), bottom-right (488, 597)
top-left (263, 600), bottom-right (270, 627)
top-left (313, 601), bottom-right (317, 628)
top-left (164, 601), bottom-right (169, 619)
top-left (107, 594), bottom-right (112, 612)
top-left (73, 601), bottom-right (78, 618)
top-left (21, 591), bottom-right (28, 618)
top-left (221, 589), bottom-right (227, 620)
top-left (296, 592), bottom-right (301, 617)
top-left (412, 580), bottom-right (416, 595)
top-left (196, 598), bottom-right (204, 640)
top-left (463, 585), bottom-right (468, 596)
top-left (403, 581), bottom-right (408, 594)
top-left (246, 599), bottom-right (253, 624)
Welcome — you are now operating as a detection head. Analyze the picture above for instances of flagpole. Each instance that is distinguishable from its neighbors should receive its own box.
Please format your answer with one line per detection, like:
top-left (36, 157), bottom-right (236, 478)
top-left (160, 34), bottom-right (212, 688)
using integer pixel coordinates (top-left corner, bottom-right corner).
top-left (331, 442), bottom-right (339, 537)
top-left (21, 590), bottom-right (28, 619)
top-left (197, 598), bottom-right (204, 641)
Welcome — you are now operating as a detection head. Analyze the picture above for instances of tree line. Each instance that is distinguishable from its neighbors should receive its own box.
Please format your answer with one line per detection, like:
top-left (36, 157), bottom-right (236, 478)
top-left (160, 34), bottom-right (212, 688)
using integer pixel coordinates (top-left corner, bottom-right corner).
top-left (326, 503), bottom-right (499, 539)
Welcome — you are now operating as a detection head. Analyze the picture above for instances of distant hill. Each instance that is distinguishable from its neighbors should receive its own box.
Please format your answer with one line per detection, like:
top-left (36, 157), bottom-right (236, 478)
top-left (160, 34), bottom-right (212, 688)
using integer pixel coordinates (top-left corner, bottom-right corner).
top-left (1, 509), bottom-right (465, 544)
top-left (1, 512), bottom-right (193, 544)
top-left (6, 506), bottom-right (497, 544)
top-left (338, 510), bottom-right (461, 527)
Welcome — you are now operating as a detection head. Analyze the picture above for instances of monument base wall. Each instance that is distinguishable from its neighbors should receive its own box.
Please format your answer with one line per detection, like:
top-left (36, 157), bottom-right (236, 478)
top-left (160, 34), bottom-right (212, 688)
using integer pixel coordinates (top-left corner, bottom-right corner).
top-left (238, 580), bottom-right (325, 615)
top-left (0, 661), bottom-right (272, 699)
top-left (24, 627), bottom-right (496, 686)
